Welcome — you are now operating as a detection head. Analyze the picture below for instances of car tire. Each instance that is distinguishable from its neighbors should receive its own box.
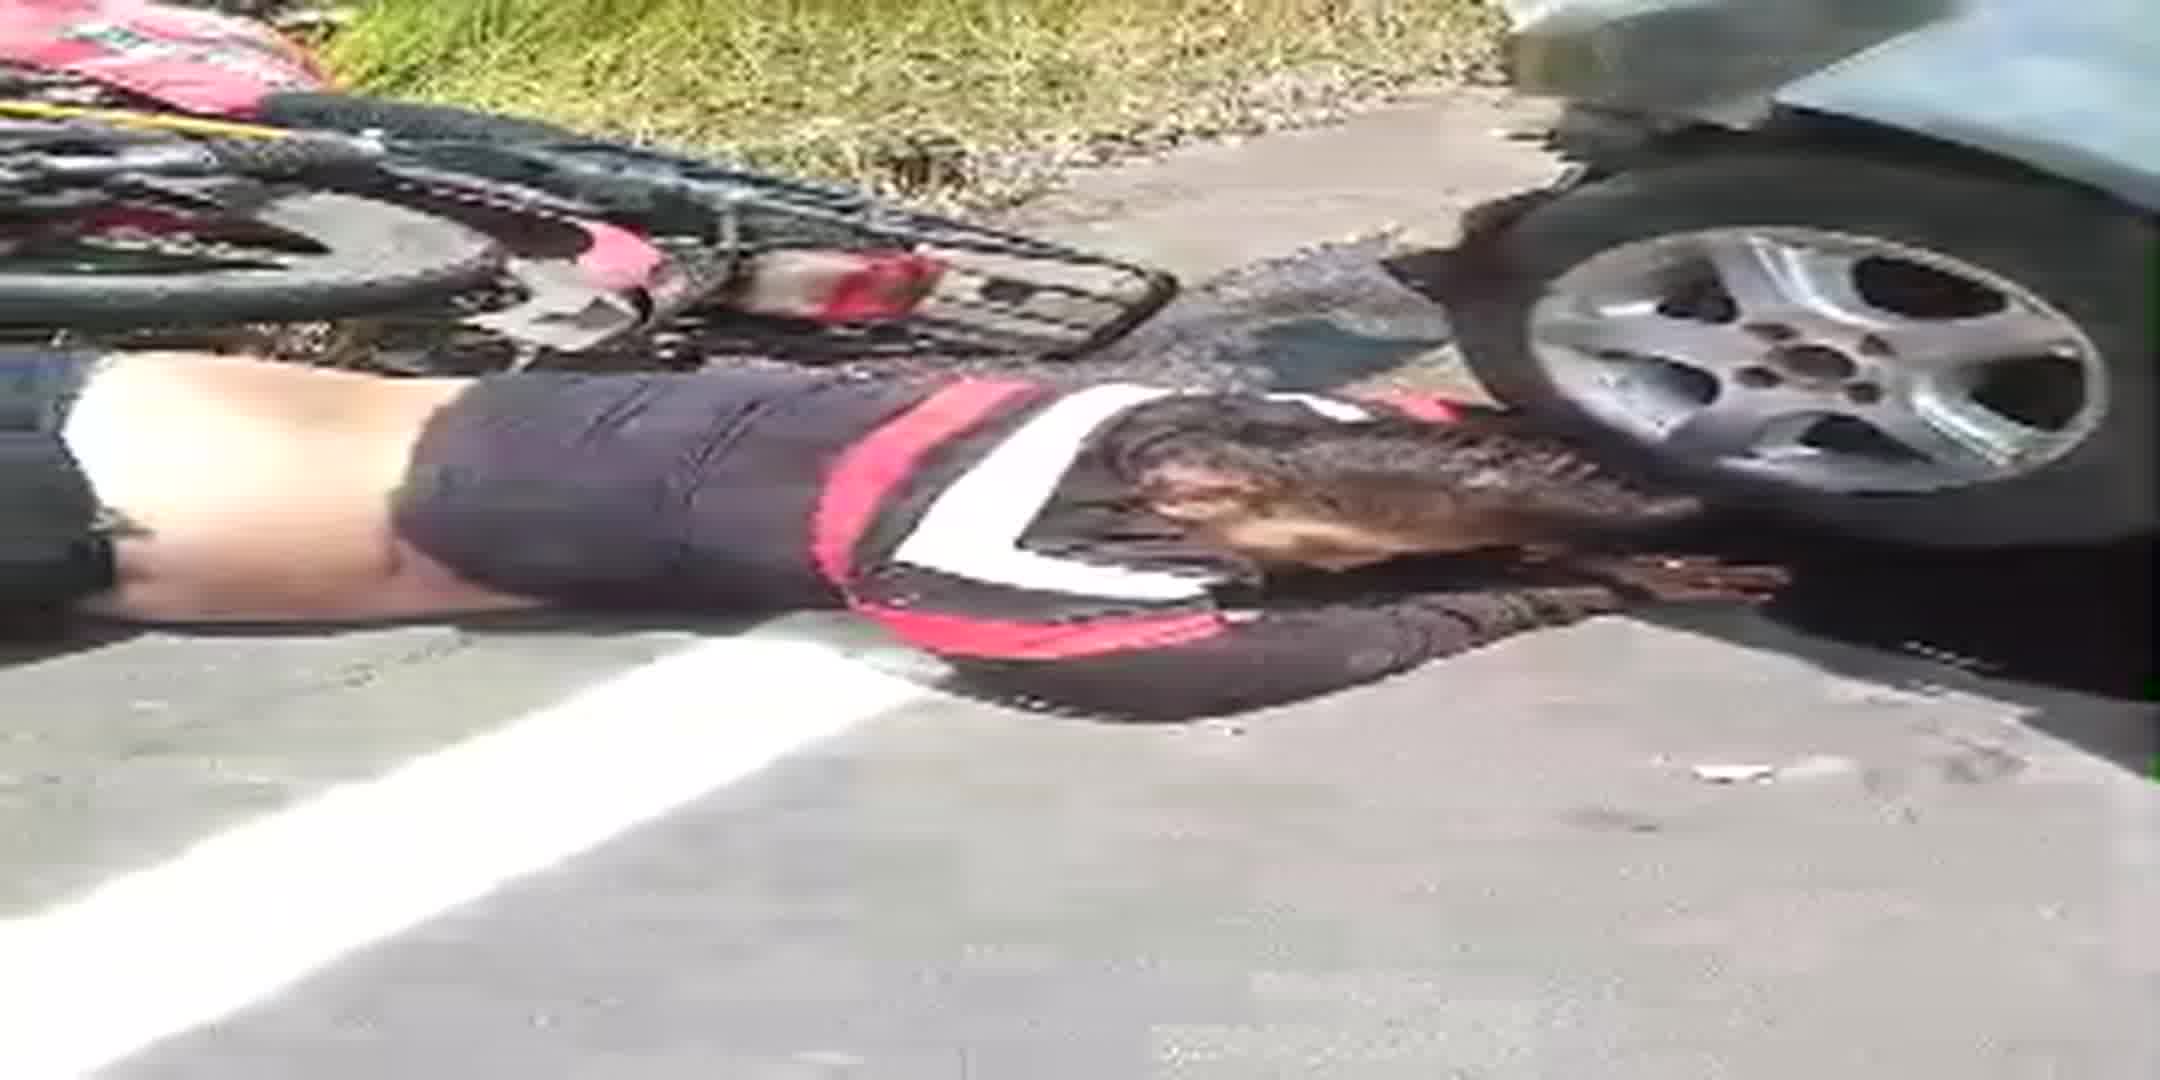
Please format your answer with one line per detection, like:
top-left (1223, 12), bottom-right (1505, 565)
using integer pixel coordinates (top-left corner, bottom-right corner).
top-left (1449, 150), bottom-right (2156, 548)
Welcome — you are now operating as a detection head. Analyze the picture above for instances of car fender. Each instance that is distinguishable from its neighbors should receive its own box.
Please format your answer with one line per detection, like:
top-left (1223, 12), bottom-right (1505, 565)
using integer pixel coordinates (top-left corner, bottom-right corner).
top-left (1773, 0), bottom-right (2160, 212)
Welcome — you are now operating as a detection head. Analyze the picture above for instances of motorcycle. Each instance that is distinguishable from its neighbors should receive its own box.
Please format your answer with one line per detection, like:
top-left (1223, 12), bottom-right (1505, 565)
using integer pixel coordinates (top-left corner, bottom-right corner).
top-left (0, 0), bottom-right (1179, 372)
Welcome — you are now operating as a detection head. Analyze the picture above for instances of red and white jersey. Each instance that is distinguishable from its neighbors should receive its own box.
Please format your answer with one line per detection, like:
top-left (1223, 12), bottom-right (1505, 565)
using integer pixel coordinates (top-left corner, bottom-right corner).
top-left (804, 378), bottom-right (1562, 722)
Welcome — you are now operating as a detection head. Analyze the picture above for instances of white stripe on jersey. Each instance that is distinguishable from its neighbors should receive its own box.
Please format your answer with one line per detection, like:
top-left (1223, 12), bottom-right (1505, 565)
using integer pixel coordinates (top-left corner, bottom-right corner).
top-left (1263, 392), bottom-right (1375, 423)
top-left (891, 383), bottom-right (1223, 602)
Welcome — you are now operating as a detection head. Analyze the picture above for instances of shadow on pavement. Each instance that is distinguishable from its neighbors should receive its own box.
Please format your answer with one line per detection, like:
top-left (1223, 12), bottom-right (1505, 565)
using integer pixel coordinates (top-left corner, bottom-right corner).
top-left (0, 623), bottom-right (138, 669)
top-left (1282, 513), bottom-right (2154, 777)
top-left (5, 540), bottom-right (2146, 775)
top-left (1669, 517), bottom-right (2156, 776)
top-left (0, 609), bottom-right (767, 673)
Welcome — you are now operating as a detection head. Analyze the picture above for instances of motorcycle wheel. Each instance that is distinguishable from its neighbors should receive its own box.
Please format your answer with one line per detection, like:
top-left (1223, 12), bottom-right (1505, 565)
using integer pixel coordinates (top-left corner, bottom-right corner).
top-left (0, 189), bottom-right (506, 329)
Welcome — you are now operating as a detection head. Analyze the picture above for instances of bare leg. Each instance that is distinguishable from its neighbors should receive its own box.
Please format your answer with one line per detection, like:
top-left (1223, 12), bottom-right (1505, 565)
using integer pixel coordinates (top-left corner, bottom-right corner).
top-left (61, 351), bottom-right (545, 623)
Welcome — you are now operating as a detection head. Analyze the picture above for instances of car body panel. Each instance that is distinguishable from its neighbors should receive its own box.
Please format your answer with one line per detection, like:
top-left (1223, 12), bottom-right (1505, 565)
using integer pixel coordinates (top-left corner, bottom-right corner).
top-left (1502, 0), bottom-right (2160, 211)
top-left (1777, 0), bottom-right (2160, 212)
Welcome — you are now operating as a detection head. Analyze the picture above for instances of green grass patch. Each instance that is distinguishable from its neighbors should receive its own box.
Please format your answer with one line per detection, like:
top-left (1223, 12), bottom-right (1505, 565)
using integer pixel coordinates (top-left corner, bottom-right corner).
top-left (325, 0), bottom-right (1504, 207)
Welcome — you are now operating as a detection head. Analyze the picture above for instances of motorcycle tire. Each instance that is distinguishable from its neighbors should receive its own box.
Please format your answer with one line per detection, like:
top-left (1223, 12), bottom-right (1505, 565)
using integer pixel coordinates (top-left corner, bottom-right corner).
top-left (255, 92), bottom-right (580, 144)
top-left (0, 189), bottom-right (506, 328)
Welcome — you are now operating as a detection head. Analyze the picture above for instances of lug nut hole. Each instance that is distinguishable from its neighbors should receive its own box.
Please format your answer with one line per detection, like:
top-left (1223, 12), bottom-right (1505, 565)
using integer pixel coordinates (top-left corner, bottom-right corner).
top-left (1775, 343), bottom-right (1858, 381)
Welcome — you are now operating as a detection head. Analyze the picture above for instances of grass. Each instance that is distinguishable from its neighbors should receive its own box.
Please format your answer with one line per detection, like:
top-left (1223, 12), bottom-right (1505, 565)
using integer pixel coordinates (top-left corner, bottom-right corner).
top-left (323, 0), bottom-right (1504, 207)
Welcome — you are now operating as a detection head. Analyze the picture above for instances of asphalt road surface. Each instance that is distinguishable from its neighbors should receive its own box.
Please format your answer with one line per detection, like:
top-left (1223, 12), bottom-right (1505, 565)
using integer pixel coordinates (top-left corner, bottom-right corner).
top-left (3, 91), bottom-right (2154, 1080)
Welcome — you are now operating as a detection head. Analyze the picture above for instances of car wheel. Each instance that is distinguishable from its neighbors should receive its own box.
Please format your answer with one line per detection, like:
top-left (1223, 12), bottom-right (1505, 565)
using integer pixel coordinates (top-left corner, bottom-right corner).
top-left (1450, 151), bottom-right (2155, 547)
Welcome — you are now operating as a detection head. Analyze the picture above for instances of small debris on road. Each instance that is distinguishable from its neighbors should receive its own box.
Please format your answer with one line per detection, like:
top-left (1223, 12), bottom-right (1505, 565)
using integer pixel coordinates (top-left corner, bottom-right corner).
top-left (1773, 754), bottom-right (1860, 781)
top-left (1688, 755), bottom-right (1861, 785)
top-left (1690, 762), bottom-right (1778, 784)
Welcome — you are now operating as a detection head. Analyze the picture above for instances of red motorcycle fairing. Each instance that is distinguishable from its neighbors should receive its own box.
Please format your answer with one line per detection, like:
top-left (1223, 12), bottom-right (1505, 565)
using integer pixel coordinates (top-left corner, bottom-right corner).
top-left (0, 1), bottom-right (696, 337)
top-left (0, 2), bottom-right (961, 353)
top-left (0, 0), bottom-right (332, 117)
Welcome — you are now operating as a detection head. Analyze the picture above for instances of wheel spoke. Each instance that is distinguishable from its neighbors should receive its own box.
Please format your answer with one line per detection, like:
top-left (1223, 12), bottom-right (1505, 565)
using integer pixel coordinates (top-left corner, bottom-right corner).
top-left (1531, 301), bottom-right (1752, 369)
top-left (1698, 233), bottom-right (1877, 324)
top-left (1880, 301), bottom-right (2081, 370)
top-left (1869, 388), bottom-right (2048, 480)
top-left (1659, 395), bottom-right (1807, 460)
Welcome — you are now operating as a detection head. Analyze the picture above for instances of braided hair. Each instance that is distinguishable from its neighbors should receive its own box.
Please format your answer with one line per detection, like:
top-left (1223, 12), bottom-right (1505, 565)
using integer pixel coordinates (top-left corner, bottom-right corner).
top-left (1100, 392), bottom-right (1705, 547)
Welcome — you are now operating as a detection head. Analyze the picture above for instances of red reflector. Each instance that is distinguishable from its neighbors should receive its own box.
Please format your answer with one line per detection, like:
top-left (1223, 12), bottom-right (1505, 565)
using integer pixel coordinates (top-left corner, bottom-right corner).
top-left (732, 249), bottom-right (946, 323)
top-left (816, 252), bottom-right (946, 322)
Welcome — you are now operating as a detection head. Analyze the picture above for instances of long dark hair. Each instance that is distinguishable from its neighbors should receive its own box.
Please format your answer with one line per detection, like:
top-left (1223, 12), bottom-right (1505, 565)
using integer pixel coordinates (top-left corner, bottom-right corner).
top-left (1101, 393), bottom-right (1705, 545)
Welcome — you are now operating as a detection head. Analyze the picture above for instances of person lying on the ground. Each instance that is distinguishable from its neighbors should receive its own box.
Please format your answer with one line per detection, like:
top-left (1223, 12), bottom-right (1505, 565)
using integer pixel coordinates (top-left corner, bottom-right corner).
top-left (3, 347), bottom-right (1785, 721)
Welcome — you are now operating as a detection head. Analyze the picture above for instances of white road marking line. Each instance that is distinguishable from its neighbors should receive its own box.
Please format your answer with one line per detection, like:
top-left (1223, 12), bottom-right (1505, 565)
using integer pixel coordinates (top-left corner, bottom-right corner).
top-left (0, 631), bottom-right (928, 1080)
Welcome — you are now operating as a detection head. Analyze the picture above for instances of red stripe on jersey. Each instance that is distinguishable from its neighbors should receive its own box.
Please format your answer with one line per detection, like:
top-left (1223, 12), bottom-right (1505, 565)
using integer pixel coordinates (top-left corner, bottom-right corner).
top-left (856, 604), bottom-right (1226, 660)
top-left (1359, 390), bottom-right (1464, 424)
top-left (815, 377), bottom-right (1235, 662)
top-left (811, 378), bottom-right (1040, 584)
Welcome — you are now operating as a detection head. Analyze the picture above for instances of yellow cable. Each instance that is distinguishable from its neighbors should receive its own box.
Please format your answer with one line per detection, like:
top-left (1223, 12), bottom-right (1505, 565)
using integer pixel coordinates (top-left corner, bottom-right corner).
top-left (0, 100), bottom-right (293, 140)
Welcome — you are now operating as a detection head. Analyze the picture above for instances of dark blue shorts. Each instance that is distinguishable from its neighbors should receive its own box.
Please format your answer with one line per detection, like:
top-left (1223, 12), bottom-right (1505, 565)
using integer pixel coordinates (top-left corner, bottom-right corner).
top-left (390, 366), bottom-right (920, 610)
top-left (1, 348), bottom-right (115, 623)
